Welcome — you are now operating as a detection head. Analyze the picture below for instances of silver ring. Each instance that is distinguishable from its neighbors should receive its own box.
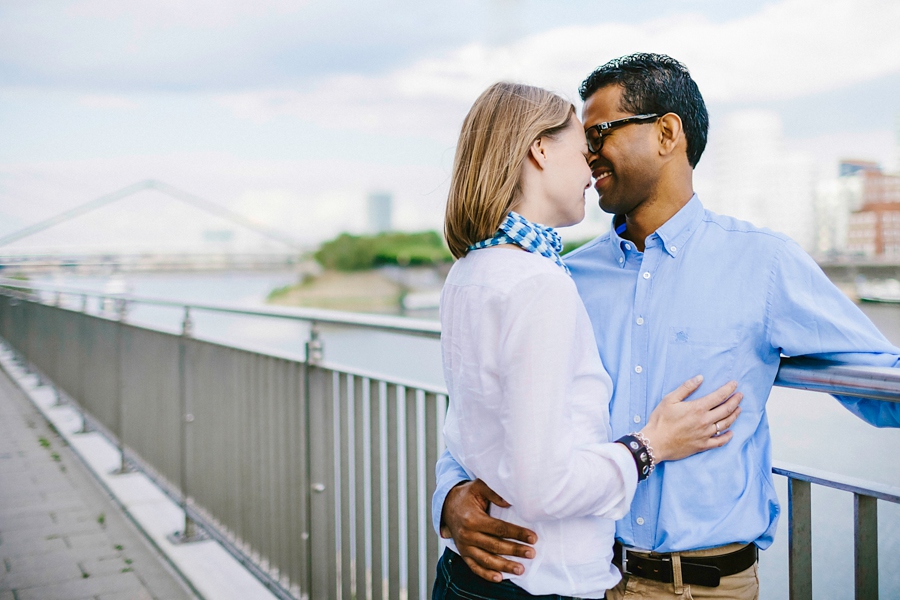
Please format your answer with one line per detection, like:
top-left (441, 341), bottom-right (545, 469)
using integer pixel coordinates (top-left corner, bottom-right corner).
top-left (715, 421), bottom-right (721, 435)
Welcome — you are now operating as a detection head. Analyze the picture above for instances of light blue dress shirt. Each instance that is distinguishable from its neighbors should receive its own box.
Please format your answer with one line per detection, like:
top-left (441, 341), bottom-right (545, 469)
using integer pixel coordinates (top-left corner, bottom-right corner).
top-left (433, 195), bottom-right (900, 553)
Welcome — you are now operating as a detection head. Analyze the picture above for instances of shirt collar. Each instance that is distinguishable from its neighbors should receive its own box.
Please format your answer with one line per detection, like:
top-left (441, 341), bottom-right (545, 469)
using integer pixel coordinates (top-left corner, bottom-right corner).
top-left (606, 194), bottom-right (704, 260)
top-left (654, 194), bottom-right (704, 258)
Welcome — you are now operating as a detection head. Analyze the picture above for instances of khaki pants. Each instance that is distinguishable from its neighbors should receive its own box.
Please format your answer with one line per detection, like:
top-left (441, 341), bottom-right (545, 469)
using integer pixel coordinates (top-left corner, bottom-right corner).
top-left (606, 543), bottom-right (759, 600)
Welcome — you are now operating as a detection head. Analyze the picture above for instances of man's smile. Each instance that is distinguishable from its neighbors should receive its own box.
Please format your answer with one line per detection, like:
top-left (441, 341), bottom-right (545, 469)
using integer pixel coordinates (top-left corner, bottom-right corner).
top-left (592, 168), bottom-right (613, 191)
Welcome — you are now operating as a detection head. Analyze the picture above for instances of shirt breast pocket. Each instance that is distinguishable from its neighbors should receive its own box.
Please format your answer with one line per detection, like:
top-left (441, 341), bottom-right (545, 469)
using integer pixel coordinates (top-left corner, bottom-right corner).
top-left (662, 326), bottom-right (740, 399)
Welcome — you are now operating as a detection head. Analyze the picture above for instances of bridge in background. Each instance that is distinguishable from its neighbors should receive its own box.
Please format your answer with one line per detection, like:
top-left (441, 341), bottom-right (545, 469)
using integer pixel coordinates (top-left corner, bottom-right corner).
top-left (0, 180), bottom-right (312, 274)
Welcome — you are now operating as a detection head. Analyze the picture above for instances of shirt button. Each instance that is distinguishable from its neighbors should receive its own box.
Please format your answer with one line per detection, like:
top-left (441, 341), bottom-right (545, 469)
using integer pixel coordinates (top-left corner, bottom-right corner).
top-left (634, 365), bottom-right (643, 374)
top-left (633, 415), bottom-right (641, 423)
top-left (636, 317), bottom-right (644, 325)
top-left (624, 243), bottom-right (631, 250)
top-left (618, 257), bottom-right (624, 264)
top-left (636, 517), bottom-right (645, 525)
top-left (642, 271), bottom-right (651, 280)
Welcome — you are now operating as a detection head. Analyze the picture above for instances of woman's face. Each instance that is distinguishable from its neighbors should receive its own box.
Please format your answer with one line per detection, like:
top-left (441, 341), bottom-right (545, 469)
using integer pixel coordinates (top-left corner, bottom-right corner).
top-left (539, 116), bottom-right (593, 228)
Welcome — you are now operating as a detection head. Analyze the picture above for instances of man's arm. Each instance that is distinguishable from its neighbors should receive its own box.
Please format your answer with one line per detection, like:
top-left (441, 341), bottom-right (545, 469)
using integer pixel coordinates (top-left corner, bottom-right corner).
top-left (432, 448), bottom-right (536, 582)
top-left (766, 240), bottom-right (900, 426)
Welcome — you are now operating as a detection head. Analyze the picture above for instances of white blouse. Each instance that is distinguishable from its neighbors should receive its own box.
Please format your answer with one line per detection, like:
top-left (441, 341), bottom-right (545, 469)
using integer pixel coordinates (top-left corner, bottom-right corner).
top-left (440, 247), bottom-right (638, 598)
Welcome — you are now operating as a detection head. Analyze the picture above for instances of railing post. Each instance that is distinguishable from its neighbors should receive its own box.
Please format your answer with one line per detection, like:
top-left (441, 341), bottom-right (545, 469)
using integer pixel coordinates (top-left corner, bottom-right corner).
top-left (854, 494), bottom-right (878, 600)
top-left (788, 478), bottom-right (813, 600)
top-left (305, 322), bottom-right (338, 598)
top-left (168, 306), bottom-right (207, 544)
top-left (75, 301), bottom-right (92, 434)
top-left (111, 298), bottom-right (134, 475)
top-left (306, 323), bottom-right (323, 366)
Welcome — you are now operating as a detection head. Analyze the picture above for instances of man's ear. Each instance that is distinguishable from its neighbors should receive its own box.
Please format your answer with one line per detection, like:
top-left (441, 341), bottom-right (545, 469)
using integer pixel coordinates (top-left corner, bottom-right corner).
top-left (657, 113), bottom-right (683, 158)
top-left (528, 137), bottom-right (548, 169)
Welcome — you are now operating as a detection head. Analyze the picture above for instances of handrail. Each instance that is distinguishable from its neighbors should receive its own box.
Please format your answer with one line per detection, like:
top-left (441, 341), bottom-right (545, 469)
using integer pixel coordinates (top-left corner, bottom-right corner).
top-left (773, 460), bottom-right (900, 503)
top-left (0, 277), bottom-right (442, 339)
top-left (775, 357), bottom-right (900, 403)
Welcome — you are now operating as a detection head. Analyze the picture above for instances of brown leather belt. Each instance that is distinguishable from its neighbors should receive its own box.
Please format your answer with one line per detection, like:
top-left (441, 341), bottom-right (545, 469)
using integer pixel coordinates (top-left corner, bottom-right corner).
top-left (613, 541), bottom-right (758, 588)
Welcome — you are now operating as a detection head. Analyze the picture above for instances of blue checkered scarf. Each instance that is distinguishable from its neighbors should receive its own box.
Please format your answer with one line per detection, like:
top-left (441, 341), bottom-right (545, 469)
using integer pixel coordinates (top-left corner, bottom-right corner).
top-left (467, 211), bottom-right (570, 275)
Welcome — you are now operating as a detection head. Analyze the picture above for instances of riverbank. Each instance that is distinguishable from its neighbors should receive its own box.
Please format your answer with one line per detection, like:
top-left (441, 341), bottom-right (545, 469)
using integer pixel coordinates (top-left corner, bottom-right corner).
top-left (266, 265), bottom-right (447, 315)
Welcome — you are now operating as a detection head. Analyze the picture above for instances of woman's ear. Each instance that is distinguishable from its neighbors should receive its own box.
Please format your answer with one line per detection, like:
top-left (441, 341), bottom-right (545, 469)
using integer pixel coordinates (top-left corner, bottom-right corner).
top-left (658, 113), bottom-right (683, 158)
top-left (528, 137), bottom-right (548, 169)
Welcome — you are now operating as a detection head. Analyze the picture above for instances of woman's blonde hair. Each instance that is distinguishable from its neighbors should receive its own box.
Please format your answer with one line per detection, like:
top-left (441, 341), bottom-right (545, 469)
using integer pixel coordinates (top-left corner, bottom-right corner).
top-left (444, 82), bottom-right (575, 259)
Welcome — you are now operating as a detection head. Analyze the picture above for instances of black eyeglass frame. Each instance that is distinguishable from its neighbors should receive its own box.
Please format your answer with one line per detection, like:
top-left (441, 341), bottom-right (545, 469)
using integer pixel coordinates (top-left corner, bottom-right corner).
top-left (585, 113), bottom-right (661, 154)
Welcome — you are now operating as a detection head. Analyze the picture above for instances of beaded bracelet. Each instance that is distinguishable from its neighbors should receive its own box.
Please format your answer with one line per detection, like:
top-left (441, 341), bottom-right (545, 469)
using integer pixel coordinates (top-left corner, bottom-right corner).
top-left (616, 432), bottom-right (656, 481)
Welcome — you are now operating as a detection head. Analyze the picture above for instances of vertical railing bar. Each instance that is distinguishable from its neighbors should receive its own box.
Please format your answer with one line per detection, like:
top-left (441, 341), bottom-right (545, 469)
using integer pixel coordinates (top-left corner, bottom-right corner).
top-left (294, 360), bottom-right (309, 594)
top-left (264, 355), bottom-right (277, 575)
top-left (247, 353), bottom-right (260, 558)
top-left (386, 383), bottom-right (402, 600)
top-left (241, 348), bottom-right (253, 548)
top-left (256, 353), bottom-right (268, 562)
top-left (333, 370), bottom-right (343, 595)
top-left (230, 347), bottom-right (241, 546)
top-left (259, 354), bottom-right (271, 566)
top-left (416, 391), bottom-right (428, 600)
top-left (370, 379), bottom-right (385, 600)
top-left (424, 392), bottom-right (440, 594)
top-left (339, 373), bottom-right (353, 600)
top-left (788, 478), bottom-right (813, 600)
top-left (405, 386), bottom-right (420, 600)
top-left (355, 376), bottom-right (369, 600)
top-left (854, 493), bottom-right (878, 600)
top-left (255, 354), bottom-right (268, 569)
top-left (307, 362), bottom-right (338, 597)
top-left (275, 358), bottom-right (290, 587)
top-left (276, 358), bottom-right (289, 585)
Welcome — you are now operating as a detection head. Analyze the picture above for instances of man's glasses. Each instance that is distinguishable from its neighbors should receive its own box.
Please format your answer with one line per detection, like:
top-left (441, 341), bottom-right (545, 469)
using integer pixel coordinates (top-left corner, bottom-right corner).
top-left (584, 113), bottom-right (660, 154)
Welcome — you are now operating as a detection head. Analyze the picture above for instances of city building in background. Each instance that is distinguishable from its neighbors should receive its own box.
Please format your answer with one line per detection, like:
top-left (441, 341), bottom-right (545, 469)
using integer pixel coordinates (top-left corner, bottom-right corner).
top-left (844, 162), bottom-right (900, 258)
top-left (815, 171), bottom-right (865, 256)
top-left (706, 110), bottom-right (816, 251)
top-left (367, 192), bottom-right (393, 234)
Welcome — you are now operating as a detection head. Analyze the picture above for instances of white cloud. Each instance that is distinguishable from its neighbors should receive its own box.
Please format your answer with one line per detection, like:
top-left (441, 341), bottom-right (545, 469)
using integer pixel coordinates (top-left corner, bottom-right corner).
top-left (78, 94), bottom-right (140, 109)
top-left (217, 0), bottom-right (900, 138)
top-left (65, 0), bottom-right (308, 29)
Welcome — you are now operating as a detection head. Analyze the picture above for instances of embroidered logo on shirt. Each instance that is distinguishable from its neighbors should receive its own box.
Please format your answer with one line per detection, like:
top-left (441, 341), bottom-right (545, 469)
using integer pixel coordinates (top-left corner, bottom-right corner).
top-left (675, 330), bottom-right (689, 343)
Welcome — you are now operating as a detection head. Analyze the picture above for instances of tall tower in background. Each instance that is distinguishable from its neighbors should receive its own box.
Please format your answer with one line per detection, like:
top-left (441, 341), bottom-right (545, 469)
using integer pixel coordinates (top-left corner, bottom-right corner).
top-left (710, 110), bottom-right (816, 251)
top-left (367, 192), bottom-right (393, 234)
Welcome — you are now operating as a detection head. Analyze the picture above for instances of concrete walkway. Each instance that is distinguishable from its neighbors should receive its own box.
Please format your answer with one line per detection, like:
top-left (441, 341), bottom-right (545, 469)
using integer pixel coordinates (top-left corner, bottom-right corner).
top-left (0, 369), bottom-right (196, 600)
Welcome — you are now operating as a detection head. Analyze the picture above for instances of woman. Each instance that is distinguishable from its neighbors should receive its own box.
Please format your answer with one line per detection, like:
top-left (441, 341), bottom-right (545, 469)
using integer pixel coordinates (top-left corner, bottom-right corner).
top-left (435, 82), bottom-right (743, 599)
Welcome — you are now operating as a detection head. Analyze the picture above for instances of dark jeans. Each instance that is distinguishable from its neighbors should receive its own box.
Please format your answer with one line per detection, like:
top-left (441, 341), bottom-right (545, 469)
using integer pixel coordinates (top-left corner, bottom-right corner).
top-left (432, 548), bottom-right (606, 600)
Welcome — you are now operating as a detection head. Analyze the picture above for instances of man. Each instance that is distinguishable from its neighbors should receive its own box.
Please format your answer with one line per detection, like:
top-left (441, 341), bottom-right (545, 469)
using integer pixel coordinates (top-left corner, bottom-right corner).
top-left (433, 53), bottom-right (900, 599)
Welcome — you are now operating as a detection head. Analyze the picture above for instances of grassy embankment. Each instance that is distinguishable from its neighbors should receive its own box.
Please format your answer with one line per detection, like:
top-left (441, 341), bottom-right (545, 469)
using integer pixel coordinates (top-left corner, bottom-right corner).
top-left (267, 231), bottom-right (453, 313)
top-left (267, 232), bottom-right (601, 313)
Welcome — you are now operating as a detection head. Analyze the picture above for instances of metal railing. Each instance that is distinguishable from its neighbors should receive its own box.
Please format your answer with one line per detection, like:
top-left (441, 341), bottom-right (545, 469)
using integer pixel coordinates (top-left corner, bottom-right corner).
top-left (0, 279), bottom-right (898, 600)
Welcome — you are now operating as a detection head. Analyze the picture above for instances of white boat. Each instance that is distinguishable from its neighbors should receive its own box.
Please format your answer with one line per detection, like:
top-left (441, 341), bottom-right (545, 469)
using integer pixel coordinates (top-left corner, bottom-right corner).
top-left (856, 278), bottom-right (900, 303)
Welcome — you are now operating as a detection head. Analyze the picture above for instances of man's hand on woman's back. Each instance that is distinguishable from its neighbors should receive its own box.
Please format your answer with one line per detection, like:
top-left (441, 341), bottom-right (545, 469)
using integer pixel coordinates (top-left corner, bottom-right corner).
top-left (440, 478), bottom-right (537, 582)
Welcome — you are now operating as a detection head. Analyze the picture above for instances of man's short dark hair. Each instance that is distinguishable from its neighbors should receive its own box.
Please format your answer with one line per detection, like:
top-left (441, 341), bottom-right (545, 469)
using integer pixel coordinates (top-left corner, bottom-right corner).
top-left (579, 53), bottom-right (709, 167)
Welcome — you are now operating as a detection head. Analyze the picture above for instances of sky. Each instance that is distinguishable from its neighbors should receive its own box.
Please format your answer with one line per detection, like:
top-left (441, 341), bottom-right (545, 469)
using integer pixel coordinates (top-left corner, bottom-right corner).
top-left (1, 0), bottom-right (899, 254)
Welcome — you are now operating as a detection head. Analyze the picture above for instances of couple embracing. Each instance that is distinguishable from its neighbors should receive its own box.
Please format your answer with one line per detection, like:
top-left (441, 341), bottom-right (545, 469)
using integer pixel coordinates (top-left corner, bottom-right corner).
top-left (432, 53), bottom-right (900, 600)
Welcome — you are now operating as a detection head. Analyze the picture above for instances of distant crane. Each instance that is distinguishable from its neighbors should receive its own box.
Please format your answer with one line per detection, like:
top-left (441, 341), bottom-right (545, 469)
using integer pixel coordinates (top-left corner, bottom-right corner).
top-left (0, 180), bottom-right (304, 251)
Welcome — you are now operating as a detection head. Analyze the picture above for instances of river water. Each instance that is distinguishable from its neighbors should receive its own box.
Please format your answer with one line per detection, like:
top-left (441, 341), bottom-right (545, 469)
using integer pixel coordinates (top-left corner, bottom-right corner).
top-left (33, 271), bottom-right (900, 599)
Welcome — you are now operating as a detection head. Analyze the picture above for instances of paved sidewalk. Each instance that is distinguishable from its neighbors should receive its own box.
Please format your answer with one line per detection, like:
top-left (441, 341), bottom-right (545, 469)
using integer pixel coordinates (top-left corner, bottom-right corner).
top-left (0, 369), bottom-right (196, 600)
